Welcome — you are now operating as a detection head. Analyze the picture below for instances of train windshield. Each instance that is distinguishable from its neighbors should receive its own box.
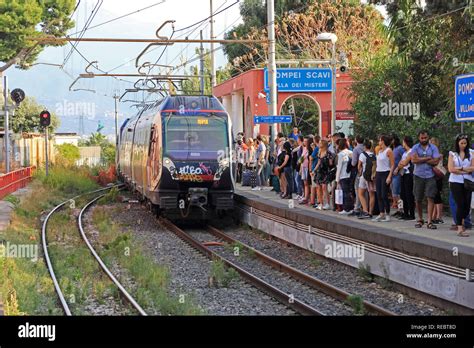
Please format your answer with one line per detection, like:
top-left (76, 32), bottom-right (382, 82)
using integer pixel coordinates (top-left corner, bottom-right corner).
top-left (163, 114), bottom-right (229, 160)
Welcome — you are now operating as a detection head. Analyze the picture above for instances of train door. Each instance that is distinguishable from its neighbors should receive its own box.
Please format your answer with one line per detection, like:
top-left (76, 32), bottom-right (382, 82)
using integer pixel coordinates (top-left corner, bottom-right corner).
top-left (146, 119), bottom-right (162, 191)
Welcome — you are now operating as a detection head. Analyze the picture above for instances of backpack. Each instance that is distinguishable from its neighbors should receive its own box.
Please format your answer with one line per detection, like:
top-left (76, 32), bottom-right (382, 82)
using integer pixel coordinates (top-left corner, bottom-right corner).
top-left (291, 149), bottom-right (298, 170)
top-left (345, 153), bottom-right (353, 174)
top-left (362, 152), bottom-right (376, 182)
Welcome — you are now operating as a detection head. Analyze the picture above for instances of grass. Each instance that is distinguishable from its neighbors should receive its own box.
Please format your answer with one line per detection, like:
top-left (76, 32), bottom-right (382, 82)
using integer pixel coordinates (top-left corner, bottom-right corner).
top-left (346, 294), bottom-right (366, 315)
top-left (246, 247), bottom-right (257, 259)
top-left (0, 166), bottom-right (104, 315)
top-left (309, 256), bottom-right (323, 268)
top-left (91, 206), bottom-right (202, 315)
top-left (3, 195), bottom-right (20, 207)
top-left (34, 166), bottom-right (99, 196)
top-left (358, 263), bottom-right (374, 283)
top-left (97, 187), bottom-right (120, 205)
top-left (375, 262), bottom-right (393, 290)
top-left (225, 241), bottom-right (244, 256)
top-left (209, 259), bottom-right (240, 288)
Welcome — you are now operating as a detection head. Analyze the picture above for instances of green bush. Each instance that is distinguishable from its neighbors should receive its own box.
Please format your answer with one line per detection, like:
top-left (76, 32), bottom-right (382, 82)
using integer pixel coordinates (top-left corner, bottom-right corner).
top-left (97, 187), bottom-right (119, 205)
top-left (4, 194), bottom-right (20, 207)
top-left (210, 260), bottom-right (239, 287)
top-left (346, 294), bottom-right (366, 315)
top-left (55, 143), bottom-right (80, 167)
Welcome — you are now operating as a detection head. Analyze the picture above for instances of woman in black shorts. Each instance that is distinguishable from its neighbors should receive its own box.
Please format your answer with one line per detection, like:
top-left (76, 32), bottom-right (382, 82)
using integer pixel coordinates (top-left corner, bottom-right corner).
top-left (314, 140), bottom-right (335, 210)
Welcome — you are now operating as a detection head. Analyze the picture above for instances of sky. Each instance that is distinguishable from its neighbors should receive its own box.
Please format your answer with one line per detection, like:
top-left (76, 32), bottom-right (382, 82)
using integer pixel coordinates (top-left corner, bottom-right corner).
top-left (7, 0), bottom-right (242, 136)
top-left (5, 0), bottom-right (386, 137)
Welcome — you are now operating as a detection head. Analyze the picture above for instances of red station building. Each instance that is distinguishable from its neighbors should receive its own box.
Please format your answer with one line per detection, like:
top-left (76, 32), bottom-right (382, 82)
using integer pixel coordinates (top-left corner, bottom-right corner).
top-left (213, 68), bottom-right (355, 138)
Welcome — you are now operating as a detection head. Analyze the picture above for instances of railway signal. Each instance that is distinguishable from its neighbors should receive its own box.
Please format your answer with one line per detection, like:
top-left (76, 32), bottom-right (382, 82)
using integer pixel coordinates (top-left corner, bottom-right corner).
top-left (39, 110), bottom-right (51, 177)
top-left (39, 110), bottom-right (51, 127)
top-left (10, 88), bottom-right (25, 106)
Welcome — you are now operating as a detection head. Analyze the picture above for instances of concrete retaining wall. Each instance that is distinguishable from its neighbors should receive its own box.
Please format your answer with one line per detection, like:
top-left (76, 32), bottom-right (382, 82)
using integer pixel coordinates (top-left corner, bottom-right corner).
top-left (238, 205), bottom-right (474, 310)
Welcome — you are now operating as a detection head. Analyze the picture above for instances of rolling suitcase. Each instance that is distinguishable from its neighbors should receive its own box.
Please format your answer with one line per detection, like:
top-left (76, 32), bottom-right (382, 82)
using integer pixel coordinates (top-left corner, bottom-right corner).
top-left (250, 169), bottom-right (258, 188)
top-left (242, 169), bottom-right (252, 186)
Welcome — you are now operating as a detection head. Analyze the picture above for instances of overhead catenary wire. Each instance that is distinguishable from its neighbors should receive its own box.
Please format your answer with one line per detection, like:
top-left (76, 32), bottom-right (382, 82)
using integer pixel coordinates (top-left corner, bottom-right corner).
top-left (173, 0), bottom-right (239, 33)
top-left (69, 0), bottom-right (81, 21)
top-left (167, 0), bottom-right (248, 75)
top-left (106, 0), bottom-right (231, 74)
top-left (68, 0), bottom-right (167, 37)
top-left (62, 0), bottom-right (103, 67)
top-left (138, 0), bottom-right (237, 102)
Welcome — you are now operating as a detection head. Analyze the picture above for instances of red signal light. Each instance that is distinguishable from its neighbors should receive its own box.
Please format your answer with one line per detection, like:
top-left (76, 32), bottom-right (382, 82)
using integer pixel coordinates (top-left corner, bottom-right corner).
top-left (39, 110), bottom-right (51, 127)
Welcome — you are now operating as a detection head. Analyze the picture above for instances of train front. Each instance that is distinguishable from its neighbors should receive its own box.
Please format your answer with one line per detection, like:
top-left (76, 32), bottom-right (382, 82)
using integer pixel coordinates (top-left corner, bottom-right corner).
top-left (159, 96), bottom-right (234, 218)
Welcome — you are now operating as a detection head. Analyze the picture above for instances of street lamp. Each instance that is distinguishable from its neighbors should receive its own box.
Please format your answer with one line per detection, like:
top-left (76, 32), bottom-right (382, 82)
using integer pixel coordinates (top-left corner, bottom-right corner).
top-left (316, 32), bottom-right (338, 134)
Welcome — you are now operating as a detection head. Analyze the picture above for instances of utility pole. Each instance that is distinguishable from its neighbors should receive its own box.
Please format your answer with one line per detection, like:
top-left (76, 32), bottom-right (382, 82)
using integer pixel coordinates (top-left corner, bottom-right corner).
top-left (199, 30), bottom-right (205, 95)
top-left (45, 126), bottom-right (49, 177)
top-left (331, 42), bottom-right (337, 134)
top-left (267, 0), bottom-right (278, 153)
top-left (114, 94), bottom-right (119, 166)
top-left (209, 0), bottom-right (216, 88)
top-left (3, 76), bottom-right (10, 173)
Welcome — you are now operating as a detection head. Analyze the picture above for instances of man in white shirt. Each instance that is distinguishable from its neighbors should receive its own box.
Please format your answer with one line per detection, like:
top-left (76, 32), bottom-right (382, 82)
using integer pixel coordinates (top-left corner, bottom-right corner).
top-left (336, 139), bottom-right (353, 214)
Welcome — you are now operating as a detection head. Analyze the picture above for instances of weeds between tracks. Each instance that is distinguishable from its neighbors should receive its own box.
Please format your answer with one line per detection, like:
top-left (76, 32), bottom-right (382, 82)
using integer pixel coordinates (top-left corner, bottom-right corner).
top-left (85, 203), bottom-right (203, 315)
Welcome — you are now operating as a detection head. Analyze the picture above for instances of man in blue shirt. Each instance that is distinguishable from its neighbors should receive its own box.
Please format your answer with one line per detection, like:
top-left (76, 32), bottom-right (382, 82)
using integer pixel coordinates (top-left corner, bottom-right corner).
top-left (288, 127), bottom-right (300, 141)
top-left (409, 130), bottom-right (440, 229)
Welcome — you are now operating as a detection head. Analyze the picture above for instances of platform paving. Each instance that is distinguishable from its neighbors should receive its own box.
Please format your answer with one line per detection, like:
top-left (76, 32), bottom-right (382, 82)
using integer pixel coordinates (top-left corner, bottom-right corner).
top-left (0, 187), bottom-right (30, 232)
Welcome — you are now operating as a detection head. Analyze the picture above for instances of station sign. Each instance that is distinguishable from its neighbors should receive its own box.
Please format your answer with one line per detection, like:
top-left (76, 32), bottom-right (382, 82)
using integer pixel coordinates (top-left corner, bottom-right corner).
top-left (455, 73), bottom-right (474, 122)
top-left (336, 110), bottom-right (355, 121)
top-left (254, 115), bottom-right (292, 124)
top-left (264, 68), bottom-right (332, 92)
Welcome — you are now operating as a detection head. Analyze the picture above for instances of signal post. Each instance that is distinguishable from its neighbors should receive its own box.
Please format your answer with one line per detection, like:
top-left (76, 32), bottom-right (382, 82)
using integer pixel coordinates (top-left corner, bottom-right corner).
top-left (40, 110), bottom-right (51, 176)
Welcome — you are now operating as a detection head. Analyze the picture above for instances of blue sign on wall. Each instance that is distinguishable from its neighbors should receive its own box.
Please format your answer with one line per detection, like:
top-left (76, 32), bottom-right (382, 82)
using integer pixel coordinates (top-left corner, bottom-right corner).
top-left (455, 73), bottom-right (474, 122)
top-left (264, 68), bottom-right (332, 92)
top-left (254, 115), bottom-right (292, 124)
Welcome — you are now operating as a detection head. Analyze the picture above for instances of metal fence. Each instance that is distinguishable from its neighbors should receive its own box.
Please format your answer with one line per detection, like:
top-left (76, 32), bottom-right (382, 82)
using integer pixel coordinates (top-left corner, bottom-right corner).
top-left (0, 166), bottom-right (34, 200)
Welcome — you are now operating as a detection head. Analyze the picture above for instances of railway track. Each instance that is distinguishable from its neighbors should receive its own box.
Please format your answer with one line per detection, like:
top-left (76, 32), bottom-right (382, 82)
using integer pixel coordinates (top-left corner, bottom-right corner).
top-left (205, 225), bottom-right (396, 316)
top-left (160, 219), bottom-right (396, 316)
top-left (160, 219), bottom-right (331, 315)
top-left (42, 185), bottom-right (147, 316)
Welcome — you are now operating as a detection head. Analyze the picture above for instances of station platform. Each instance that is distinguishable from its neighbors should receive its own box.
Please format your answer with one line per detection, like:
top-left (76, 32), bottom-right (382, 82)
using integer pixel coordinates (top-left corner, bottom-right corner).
top-left (235, 185), bottom-right (474, 269)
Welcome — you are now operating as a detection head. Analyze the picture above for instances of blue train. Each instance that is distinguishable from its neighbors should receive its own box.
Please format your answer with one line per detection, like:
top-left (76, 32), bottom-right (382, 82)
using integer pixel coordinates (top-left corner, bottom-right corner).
top-left (118, 95), bottom-right (234, 218)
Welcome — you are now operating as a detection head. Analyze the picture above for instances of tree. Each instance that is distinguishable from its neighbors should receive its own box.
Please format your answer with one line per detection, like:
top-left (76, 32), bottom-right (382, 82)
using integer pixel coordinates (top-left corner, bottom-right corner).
top-left (351, 0), bottom-right (473, 152)
top-left (223, 0), bottom-right (314, 74)
top-left (281, 96), bottom-right (319, 136)
top-left (0, 0), bottom-right (75, 72)
top-left (223, 0), bottom-right (389, 74)
top-left (0, 95), bottom-right (59, 133)
top-left (55, 143), bottom-right (80, 167)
